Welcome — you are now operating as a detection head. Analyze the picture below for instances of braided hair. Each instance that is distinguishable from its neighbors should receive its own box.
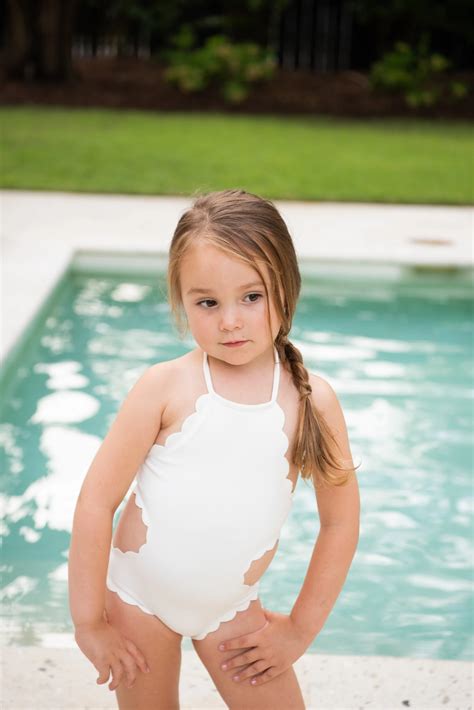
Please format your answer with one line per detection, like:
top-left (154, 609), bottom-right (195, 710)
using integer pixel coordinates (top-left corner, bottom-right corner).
top-left (167, 188), bottom-right (355, 488)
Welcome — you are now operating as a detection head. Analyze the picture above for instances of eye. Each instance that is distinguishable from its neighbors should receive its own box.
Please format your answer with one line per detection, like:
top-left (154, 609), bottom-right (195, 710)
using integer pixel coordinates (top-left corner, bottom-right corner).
top-left (244, 293), bottom-right (263, 303)
top-left (196, 293), bottom-right (262, 308)
top-left (197, 299), bottom-right (217, 309)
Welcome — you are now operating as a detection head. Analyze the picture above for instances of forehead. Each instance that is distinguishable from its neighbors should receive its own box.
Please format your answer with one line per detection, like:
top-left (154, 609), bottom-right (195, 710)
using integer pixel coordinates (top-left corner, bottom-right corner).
top-left (180, 242), bottom-right (270, 291)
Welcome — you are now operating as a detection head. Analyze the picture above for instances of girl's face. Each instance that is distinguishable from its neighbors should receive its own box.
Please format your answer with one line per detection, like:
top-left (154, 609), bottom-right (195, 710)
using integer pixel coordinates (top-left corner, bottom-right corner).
top-left (180, 241), bottom-right (282, 364)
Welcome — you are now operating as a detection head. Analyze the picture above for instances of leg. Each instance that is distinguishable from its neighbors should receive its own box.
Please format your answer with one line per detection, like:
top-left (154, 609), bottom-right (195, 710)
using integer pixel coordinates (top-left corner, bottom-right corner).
top-left (104, 586), bottom-right (183, 710)
top-left (192, 598), bottom-right (305, 710)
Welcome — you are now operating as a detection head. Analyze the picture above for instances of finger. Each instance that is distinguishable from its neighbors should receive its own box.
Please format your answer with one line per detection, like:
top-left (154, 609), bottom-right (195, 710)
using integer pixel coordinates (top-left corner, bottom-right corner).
top-left (108, 659), bottom-right (124, 691)
top-left (249, 666), bottom-right (275, 686)
top-left (218, 619), bottom-right (269, 652)
top-left (220, 649), bottom-right (259, 672)
top-left (124, 638), bottom-right (151, 674)
top-left (96, 664), bottom-right (111, 685)
top-left (232, 660), bottom-right (268, 682)
top-left (117, 652), bottom-right (138, 689)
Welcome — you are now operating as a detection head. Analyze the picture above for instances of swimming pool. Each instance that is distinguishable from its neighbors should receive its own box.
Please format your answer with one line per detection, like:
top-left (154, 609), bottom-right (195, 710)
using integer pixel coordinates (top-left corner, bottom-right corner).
top-left (1, 258), bottom-right (472, 660)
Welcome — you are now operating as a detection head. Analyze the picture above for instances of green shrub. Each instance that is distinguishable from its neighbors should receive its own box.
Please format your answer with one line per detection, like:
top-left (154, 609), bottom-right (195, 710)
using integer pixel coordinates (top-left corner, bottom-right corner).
top-left (370, 36), bottom-right (469, 108)
top-left (161, 26), bottom-right (277, 104)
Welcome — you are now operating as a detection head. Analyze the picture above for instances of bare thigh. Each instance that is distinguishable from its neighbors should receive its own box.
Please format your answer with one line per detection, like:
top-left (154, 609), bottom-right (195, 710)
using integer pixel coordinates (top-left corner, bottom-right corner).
top-left (104, 586), bottom-right (183, 710)
top-left (192, 599), bottom-right (305, 710)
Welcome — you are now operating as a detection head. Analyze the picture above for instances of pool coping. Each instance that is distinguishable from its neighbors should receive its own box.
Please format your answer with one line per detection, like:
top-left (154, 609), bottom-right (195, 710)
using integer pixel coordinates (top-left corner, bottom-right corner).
top-left (1, 189), bottom-right (473, 369)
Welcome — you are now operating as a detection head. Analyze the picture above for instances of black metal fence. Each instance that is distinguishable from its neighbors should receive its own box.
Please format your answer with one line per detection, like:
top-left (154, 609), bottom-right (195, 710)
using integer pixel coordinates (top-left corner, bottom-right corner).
top-left (72, 0), bottom-right (354, 73)
top-left (278, 0), bottom-right (352, 71)
top-left (69, 0), bottom-right (472, 72)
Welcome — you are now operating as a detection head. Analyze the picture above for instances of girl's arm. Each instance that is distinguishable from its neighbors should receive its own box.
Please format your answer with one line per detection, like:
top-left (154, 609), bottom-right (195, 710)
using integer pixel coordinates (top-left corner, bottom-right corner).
top-left (290, 374), bottom-right (360, 644)
top-left (68, 363), bottom-right (169, 631)
top-left (214, 373), bottom-right (360, 689)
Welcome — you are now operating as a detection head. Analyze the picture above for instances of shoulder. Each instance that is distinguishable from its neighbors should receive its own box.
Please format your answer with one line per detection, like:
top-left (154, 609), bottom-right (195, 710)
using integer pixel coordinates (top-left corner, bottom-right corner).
top-left (145, 348), bottom-right (199, 390)
top-left (307, 372), bottom-right (355, 486)
top-left (146, 350), bottom-right (189, 379)
top-left (307, 371), bottom-right (350, 439)
top-left (308, 371), bottom-right (340, 415)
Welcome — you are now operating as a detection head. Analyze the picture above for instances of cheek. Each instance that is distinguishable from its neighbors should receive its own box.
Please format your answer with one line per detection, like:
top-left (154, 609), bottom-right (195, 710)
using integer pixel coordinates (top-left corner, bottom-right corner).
top-left (186, 308), bottom-right (213, 337)
top-left (254, 303), bottom-right (277, 337)
top-left (186, 308), bottom-right (202, 327)
top-left (245, 302), bottom-right (267, 323)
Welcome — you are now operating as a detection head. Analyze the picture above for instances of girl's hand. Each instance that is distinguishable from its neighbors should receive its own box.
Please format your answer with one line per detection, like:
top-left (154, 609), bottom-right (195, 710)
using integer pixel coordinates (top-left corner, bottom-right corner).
top-left (74, 619), bottom-right (150, 691)
top-left (218, 608), bottom-right (310, 687)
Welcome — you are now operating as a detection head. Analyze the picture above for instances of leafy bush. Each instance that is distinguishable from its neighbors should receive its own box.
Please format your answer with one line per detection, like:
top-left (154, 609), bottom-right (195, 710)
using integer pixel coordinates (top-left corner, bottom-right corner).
top-left (370, 36), bottom-right (469, 108)
top-left (161, 25), bottom-right (277, 104)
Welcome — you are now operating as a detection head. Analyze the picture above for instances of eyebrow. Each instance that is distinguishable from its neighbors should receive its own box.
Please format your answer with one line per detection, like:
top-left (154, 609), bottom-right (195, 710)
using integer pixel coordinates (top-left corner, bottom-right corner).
top-left (186, 281), bottom-right (264, 296)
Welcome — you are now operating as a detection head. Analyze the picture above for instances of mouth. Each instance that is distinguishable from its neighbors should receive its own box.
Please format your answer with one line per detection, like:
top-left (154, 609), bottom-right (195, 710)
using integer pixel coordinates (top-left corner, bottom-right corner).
top-left (222, 340), bottom-right (248, 346)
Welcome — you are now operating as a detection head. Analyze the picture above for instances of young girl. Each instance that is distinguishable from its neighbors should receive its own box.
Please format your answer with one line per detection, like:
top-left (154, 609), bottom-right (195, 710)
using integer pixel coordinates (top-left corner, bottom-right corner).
top-left (68, 188), bottom-right (360, 710)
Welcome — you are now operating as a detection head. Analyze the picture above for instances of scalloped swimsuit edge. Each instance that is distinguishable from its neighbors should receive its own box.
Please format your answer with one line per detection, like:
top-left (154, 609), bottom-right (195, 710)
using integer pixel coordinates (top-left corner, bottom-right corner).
top-left (105, 345), bottom-right (295, 639)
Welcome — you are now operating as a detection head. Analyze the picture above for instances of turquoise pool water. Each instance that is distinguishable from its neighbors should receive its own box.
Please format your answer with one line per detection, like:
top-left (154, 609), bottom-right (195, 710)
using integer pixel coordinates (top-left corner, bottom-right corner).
top-left (1, 264), bottom-right (472, 660)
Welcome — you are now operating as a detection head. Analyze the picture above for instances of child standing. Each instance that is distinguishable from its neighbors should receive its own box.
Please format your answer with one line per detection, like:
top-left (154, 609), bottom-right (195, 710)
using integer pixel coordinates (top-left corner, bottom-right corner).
top-left (68, 189), bottom-right (360, 709)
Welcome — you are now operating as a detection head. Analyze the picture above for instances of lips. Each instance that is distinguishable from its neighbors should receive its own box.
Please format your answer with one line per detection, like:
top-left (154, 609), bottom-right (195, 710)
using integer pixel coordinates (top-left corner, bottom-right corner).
top-left (222, 340), bottom-right (248, 345)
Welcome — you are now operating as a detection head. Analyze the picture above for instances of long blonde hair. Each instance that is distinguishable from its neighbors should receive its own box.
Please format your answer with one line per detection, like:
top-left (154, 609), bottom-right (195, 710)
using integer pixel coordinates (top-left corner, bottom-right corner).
top-left (167, 188), bottom-right (356, 488)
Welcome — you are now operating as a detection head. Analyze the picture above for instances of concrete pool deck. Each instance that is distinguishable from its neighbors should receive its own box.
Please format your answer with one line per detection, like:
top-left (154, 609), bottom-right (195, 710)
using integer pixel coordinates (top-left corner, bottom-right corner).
top-left (2, 646), bottom-right (472, 710)
top-left (1, 189), bottom-right (473, 709)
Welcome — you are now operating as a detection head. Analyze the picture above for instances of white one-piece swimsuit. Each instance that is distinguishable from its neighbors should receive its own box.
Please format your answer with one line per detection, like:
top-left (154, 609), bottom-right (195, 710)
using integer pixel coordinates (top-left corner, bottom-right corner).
top-left (106, 346), bottom-right (295, 639)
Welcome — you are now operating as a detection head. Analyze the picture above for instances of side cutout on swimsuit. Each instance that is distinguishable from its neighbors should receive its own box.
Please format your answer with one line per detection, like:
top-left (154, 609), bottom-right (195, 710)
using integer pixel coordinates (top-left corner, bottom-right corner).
top-left (111, 492), bottom-right (149, 555)
top-left (242, 538), bottom-right (279, 586)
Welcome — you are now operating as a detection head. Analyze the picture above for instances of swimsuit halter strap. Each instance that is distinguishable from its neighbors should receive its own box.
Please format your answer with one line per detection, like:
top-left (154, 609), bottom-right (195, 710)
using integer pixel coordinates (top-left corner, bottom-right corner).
top-left (270, 345), bottom-right (280, 402)
top-left (203, 345), bottom-right (280, 405)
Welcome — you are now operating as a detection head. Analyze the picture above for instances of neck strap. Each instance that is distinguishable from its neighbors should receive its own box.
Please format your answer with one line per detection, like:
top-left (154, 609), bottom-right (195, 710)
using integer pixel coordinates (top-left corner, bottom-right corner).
top-left (203, 345), bottom-right (280, 405)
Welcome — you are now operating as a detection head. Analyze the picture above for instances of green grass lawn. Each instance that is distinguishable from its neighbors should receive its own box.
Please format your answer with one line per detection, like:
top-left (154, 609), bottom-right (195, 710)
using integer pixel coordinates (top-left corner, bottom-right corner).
top-left (1, 106), bottom-right (472, 204)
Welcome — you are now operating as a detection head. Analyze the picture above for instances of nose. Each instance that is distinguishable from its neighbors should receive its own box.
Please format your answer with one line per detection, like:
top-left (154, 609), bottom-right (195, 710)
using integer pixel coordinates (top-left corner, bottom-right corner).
top-left (219, 305), bottom-right (243, 332)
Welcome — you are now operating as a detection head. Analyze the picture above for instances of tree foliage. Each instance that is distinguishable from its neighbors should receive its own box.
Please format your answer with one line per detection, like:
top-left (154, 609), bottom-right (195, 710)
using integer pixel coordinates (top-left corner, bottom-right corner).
top-left (350, 0), bottom-right (473, 68)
